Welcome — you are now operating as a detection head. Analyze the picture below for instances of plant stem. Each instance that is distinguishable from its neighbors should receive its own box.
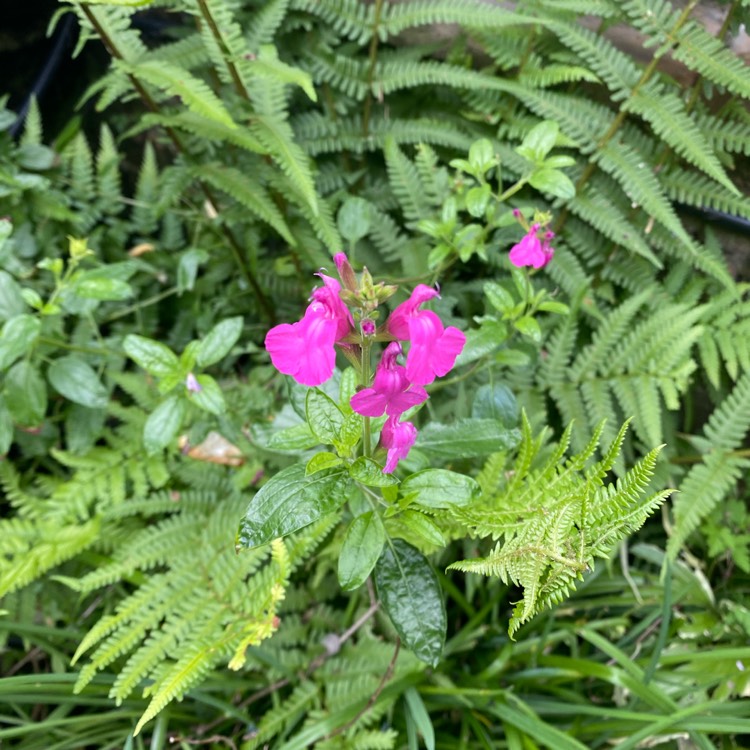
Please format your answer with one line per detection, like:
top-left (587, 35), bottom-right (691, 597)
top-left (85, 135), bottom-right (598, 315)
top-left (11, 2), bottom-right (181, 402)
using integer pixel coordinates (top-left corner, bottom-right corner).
top-left (361, 341), bottom-right (372, 456)
top-left (195, 0), bottom-right (250, 100)
top-left (362, 0), bottom-right (385, 138)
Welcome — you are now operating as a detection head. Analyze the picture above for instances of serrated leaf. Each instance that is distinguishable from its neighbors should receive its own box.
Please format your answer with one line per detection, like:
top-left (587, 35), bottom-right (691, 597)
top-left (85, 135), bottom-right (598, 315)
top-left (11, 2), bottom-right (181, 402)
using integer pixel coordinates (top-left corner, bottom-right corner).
top-left (144, 396), bottom-right (185, 454)
top-left (306, 451), bottom-right (343, 474)
top-left (306, 388), bottom-right (345, 444)
top-left (374, 539), bottom-right (446, 666)
top-left (237, 463), bottom-right (350, 548)
top-left (338, 511), bottom-right (385, 591)
top-left (48, 356), bottom-right (108, 409)
top-left (197, 317), bottom-right (243, 367)
top-left (124, 334), bottom-right (180, 378)
top-left (400, 469), bottom-right (479, 509)
top-left (349, 456), bottom-right (399, 487)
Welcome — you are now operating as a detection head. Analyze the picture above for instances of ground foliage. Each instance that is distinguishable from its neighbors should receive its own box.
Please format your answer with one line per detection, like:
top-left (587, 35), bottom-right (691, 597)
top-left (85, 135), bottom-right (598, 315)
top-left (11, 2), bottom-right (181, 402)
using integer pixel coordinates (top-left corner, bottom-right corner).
top-left (1, 0), bottom-right (750, 747)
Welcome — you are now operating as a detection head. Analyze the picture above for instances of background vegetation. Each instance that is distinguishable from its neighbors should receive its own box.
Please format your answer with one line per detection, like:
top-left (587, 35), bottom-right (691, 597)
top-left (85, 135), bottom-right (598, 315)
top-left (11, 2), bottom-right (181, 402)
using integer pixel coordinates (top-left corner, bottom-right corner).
top-left (1, 0), bottom-right (750, 748)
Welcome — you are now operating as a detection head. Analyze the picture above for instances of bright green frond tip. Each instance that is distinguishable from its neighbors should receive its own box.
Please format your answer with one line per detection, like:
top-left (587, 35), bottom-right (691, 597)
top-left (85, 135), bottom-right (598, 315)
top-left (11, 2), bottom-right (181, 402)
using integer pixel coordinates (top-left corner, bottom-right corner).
top-left (448, 417), bottom-right (672, 638)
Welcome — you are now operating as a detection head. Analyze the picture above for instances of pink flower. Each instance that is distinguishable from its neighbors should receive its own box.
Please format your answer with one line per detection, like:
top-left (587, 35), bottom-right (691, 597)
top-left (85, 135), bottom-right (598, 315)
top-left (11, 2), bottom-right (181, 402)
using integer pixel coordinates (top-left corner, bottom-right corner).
top-left (509, 224), bottom-right (554, 269)
top-left (361, 319), bottom-right (376, 337)
top-left (350, 342), bottom-right (428, 418)
top-left (185, 373), bottom-right (202, 392)
top-left (386, 285), bottom-right (466, 386)
top-left (380, 415), bottom-right (418, 473)
top-left (265, 274), bottom-right (353, 386)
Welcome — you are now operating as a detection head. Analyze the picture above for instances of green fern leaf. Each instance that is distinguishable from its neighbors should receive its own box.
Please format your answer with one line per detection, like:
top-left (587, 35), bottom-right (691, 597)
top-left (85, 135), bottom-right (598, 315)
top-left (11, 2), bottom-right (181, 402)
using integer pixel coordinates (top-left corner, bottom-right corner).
top-left (121, 59), bottom-right (237, 129)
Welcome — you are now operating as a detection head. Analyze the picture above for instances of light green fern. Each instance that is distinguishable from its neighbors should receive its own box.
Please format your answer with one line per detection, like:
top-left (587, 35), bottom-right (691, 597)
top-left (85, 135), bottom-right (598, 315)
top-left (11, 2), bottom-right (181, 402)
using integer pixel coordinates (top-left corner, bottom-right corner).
top-left (449, 417), bottom-right (671, 637)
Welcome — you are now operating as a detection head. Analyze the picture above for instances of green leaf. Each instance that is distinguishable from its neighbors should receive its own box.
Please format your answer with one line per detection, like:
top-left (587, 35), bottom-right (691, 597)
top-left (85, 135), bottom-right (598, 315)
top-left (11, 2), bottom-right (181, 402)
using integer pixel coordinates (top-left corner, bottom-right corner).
top-left (468, 138), bottom-right (496, 173)
top-left (417, 418), bottom-right (520, 459)
top-left (404, 688), bottom-right (435, 750)
top-left (74, 274), bottom-right (134, 301)
top-left (237, 464), bottom-right (351, 548)
top-left (144, 395), bottom-right (185, 454)
top-left (338, 511), bottom-right (385, 591)
top-left (188, 374), bottom-right (226, 415)
top-left (528, 168), bottom-right (576, 199)
top-left (48, 356), bottom-right (108, 408)
top-left (334, 412), bottom-right (362, 455)
top-left (472, 383), bottom-right (519, 426)
top-left (400, 469), bottom-right (479, 509)
top-left (484, 281), bottom-right (515, 313)
top-left (0, 271), bottom-right (28, 322)
top-left (337, 196), bottom-right (372, 245)
top-left (0, 395), bottom-right (13, 454)
top-left (465, 184), bottom-right (491, 218)
top-left (267, 423), bottom-right (319, 452)
top-left (513, 315), bottom-right (542, 342)
top-left (518, 120), bottom-right (559, 161)
top-left (454, 319), bottom-right (507, 367)
top-left (197, 317), bottom-right (243, 367)
top-left (349, 456), bottom-right (399, 487)
top-left (177, 248), bottom-right (208, 294)
top-left (0, 314), bottom-right (41, 370)
top-left (124, 334), bottom-right (180, 378)
top-left (306, 388), bottom-right (345, 444)
top-left (5, 361), bottom-right (47, 427)
top-left (306, 451), bottom-right (343, 475)
top-left (396, 510), bottom-right (446, 548)
top-left (374, 539), bottom-right (446, 667)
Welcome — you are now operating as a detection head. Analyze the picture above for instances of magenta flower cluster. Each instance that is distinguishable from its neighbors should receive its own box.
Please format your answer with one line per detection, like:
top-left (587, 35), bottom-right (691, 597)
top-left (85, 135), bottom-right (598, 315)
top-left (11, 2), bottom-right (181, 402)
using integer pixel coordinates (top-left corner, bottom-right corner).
top-left (508, 211), bottom-right (555, 269)
top-left (264, 256), bottom-right (466, 473)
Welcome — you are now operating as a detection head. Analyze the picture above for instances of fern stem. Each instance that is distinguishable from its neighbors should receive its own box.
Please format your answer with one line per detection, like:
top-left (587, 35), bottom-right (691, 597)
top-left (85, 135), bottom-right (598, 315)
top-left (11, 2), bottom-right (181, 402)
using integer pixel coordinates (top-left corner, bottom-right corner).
top-left (553, 0), bottom-right (701, 235)
top-left (80, 5), bottom-right (276, 325)
top-left (361, 0), bottom-right (386, 139)
top-left (195, 0), bottom-right (251, 101)
top-left (670, 447), bottom-right (750, 464)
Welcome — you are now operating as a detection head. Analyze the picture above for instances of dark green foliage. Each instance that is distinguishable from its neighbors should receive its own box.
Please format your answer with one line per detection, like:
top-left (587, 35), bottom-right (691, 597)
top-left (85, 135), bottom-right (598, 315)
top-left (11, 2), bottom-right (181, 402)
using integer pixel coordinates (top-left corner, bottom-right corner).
top-left (2, 0), bottom-right (750, 747)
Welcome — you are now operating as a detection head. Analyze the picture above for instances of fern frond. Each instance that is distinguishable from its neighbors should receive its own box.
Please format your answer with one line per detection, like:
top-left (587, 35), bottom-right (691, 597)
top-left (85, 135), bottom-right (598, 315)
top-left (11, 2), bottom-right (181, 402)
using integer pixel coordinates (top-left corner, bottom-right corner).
top-left (119, 60), bottom-right (237, 129)
top-left (253, 113), bottom-right (319, 215)
top-left (383, 138), bottom-right (434, 225)
top-left (196, 163), bottom-right (295, 244)
top-left (667, 375), bottom-right (750, 558)
top-left (382, 0), bottom-right (534, 37)
top-left (623, 81), bottom-right (737, 193)
top-left (450, 421), bottom-right (670, 636)
top-left (673, 22), bottom-right (750, 98)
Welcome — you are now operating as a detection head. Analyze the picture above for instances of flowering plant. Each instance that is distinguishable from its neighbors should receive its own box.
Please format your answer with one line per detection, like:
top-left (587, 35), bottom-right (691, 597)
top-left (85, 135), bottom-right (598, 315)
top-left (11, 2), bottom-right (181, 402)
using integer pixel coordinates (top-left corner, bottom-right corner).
top-left (236, 133), bottom-right (575, 665)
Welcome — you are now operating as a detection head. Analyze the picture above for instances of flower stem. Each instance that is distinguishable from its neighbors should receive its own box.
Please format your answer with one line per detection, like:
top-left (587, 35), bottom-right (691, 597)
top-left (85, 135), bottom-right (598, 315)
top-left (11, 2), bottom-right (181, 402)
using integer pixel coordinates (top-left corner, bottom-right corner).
top-left (361, 341), bottom-right (372, 457)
